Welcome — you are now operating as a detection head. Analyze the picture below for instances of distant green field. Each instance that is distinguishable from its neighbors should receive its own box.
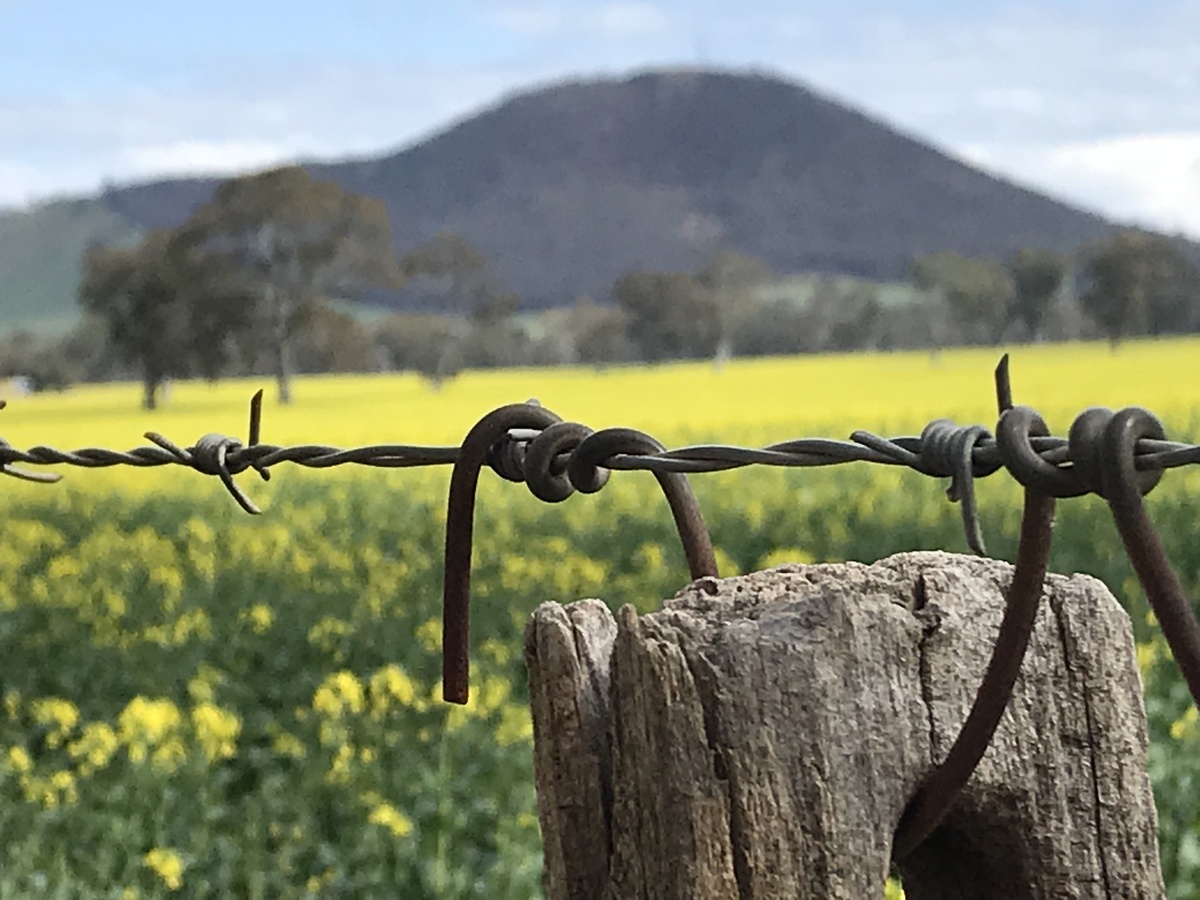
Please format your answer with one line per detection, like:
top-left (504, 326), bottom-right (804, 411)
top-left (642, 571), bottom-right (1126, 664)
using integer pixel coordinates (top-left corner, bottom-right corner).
top-left (753, 272), bottom-right (928, 308)
top-left (0, 200), bottom-right (138, 335)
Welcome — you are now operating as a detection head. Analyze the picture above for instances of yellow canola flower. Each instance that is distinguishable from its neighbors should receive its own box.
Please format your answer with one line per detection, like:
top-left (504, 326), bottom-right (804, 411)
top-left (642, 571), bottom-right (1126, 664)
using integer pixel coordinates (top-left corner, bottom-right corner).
top-left (20, 769), bottom-right (79, 808)
top-left (30, 697), bottom-right (80, 748)
top-left (495, 704), bottom-right (533, 747)
top-left (149, 564), bottom-right (184, 611)
top-left (480, 637), bottom-right (513, 666)
top-left (1136, 641), bottom-right (1160, 680)
top-left (191, 703), bottom-right (241, 763)
top-left (325, 744), bottom-right (355, 785)
top-left (308, 616), bottom-right (354, 658)
top-left (118, 696), bottom-right (184, 767)
top-left (367, 801), bottom-right (415, 839)
top-left (439, 674), bottom-right (512, 732)
top-left (5, 745), bottom-right (32, 774)
top-left (187, 664), bottom-right (226, 704)
top-left (313, 670), bottom-right (365, 719)
top-left (305, 869), bottom-right (336, 894)
top-left (67, 722), bottom-right (120, 774)
top-left (143, 847), bottom-right (186, 891)
top-left (138, 609), bottom-right (213, 649)
top-left (239, 603), bottom-right (275, 634)
top-left (414, 618), bottom-right (441, 653)
top-left (1170, 706), bottom-right (1198, 742)
top-left (272, 730), bottom-right (308, 760)
top-left (368, 664), bottom-right (419, 718)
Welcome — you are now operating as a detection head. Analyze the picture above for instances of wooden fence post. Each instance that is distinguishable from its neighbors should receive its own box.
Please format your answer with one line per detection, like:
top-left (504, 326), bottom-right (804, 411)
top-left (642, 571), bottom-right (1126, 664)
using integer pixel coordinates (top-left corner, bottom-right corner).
top-left (524, 550), bottom-right (1164, 899)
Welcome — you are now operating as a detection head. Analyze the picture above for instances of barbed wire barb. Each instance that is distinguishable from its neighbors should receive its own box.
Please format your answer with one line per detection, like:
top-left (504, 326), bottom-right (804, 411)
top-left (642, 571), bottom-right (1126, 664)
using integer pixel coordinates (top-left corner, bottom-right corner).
top-left (2, 360), bottom-right (1199, 862)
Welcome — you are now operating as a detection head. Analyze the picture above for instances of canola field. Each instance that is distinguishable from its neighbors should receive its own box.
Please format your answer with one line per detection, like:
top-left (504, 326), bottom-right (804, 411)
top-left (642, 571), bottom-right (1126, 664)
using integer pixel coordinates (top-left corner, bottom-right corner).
top-left (0, 338), bottom-right (1198, 897)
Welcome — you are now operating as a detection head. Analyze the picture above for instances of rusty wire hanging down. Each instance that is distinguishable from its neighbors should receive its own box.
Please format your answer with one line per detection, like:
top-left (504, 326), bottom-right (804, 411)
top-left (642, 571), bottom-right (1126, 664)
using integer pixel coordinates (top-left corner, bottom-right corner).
top-left (441, 402), bottom-right (717, 704)
top-left (892, 357), bottom-right (1056, 858)
top-left (2, 357), bottom-right (1200, 861)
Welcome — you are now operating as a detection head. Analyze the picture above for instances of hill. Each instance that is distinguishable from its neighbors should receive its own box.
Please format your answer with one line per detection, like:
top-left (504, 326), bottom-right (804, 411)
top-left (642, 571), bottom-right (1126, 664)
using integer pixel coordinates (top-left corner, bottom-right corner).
top-left (0, 68), bottom-right (1136, 332)
top-left (0, 200), bottom-right (136, 333)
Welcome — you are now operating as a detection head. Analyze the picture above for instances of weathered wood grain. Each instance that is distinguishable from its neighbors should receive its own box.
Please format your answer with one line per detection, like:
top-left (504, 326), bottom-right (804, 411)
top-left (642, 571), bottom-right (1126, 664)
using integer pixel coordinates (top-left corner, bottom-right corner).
top-left (525, 551), bottom-right (1163, 899)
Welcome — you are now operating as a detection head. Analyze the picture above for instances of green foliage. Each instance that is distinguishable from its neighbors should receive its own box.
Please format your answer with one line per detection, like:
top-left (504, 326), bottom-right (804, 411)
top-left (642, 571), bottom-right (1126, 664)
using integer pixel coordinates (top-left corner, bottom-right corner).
top-left (1007, 247), bottom-right (1066, 339)
top-left (0, 464), bottom-right (1195, 896)
top-left (613, 270), bottom-right (720, 360)
top-left (177, 166), bottom-right (404, 404)
top-left (909, 251), bottom-right (1015, 344)
top-left (78, 231), bottom-right (244, 409)
top-left (1080, 230), bottom-right (1199, 343)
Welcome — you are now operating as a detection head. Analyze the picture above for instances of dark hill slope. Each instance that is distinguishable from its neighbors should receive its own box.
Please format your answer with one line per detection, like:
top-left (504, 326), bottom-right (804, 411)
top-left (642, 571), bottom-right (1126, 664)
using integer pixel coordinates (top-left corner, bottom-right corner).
top-left (5, 68), bottom-right (1135, 325)
top-left (111, 71), bottom-right (1122, 306)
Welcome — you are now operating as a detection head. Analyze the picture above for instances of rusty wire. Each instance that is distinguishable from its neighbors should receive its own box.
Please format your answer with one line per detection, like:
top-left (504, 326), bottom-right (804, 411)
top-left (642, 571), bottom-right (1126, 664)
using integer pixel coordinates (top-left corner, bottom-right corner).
top-left (893, 358), bottom-right (1057, 858)
top-left (3, 399), bottom-right (1199, 509)
top-left (3, 357), bottom-right (1200, 861)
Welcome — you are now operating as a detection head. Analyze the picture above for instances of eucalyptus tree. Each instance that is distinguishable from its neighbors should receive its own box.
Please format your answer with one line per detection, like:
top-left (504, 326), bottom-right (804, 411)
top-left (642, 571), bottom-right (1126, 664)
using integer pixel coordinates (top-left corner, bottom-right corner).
top-left (177, 166), bottom-right (403, 403)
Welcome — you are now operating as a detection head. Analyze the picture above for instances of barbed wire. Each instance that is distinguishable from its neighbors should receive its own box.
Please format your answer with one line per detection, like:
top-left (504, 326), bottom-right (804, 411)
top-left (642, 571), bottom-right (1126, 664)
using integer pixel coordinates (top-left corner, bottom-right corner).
top-left (2, 390), bottom-right (1199, 546)
top-left (5, 413), bottom-right (1198, 477)
top-left (1, 357), bottom-right (1199, 861)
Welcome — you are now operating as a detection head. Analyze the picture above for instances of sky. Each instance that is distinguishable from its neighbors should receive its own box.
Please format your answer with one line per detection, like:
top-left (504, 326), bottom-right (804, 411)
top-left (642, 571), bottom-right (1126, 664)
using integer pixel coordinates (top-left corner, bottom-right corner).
top-left (2, 1), bottom-right (1199, 236)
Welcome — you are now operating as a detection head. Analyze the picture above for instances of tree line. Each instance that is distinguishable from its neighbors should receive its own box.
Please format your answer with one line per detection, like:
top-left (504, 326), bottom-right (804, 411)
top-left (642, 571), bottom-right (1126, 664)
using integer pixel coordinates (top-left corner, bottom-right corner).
top-left (3, 165), bottom-right (1199, 408)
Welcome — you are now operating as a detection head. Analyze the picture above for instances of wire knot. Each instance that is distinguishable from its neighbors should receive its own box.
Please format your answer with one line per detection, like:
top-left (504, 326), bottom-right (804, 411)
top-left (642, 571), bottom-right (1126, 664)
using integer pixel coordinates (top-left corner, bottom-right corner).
top-left (920, 421), bottom-right (998, 556)
top-left (522, 422), bottom-right (604, 501)
top-left (1068, 407), bottom-right (1164, 501)
top-left (485, 433), bottom-right (529, 483)
top-left (997, 405), bottom-right (1164, 501)
top-left (144, 429), bottom-right (263, 515)
top-left (192, 433), bottom-right (244, 475)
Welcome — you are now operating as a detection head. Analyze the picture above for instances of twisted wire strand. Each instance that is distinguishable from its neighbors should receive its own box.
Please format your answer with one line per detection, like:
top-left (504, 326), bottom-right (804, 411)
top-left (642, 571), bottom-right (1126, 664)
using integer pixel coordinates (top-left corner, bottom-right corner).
top-left (2, 416), bottom-right (1193, 558)
top-left (1, 432), bottom-right (1194, 478)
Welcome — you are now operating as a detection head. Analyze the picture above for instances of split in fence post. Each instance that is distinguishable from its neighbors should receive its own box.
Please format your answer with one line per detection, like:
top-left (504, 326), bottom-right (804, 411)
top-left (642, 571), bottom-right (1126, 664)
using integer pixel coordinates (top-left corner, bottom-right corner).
top-left (525, 551), bottom-right (1164, 899)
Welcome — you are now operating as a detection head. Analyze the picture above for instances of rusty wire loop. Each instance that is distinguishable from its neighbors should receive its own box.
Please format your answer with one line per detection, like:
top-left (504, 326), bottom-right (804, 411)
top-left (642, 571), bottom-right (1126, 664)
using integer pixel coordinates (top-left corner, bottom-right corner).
top-left (442, 405), bottom-right (716, 704)
top-left (443, 402), bottom-right (564, 704)
top-left (567, 426), bottom-right (718, 580)
top-left (893, 357), bottom-right (1057, 859)
top-left (1, 358), bottom-right (1199, 838)
top-left (1101, 410), bottom-right (1200, 705)
top-left (995, 399), bottom-right (1200, 709)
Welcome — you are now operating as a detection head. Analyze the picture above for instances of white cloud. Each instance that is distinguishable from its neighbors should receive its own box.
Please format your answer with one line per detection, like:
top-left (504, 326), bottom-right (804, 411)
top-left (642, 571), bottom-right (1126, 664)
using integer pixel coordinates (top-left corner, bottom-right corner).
top-left (950, 130), bottom-right (1200, 237)
top-left (1047, 133), bottom-right (1200, 235)
top-left (3, 0), bottom-right (1200, 243)
top-left (118, 139), bottom-right (301, 179)
top-left (0, 60), bottom-right (553, 210)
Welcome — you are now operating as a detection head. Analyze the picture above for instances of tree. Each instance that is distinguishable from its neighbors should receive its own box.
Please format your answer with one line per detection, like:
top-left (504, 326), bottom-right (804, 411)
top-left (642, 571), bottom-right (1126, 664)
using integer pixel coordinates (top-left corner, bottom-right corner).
top-left (1007, 248), bottom-right (1065, 340)
top-left (695, 250), bottom-right (773, 366)
top-left (178, 166), bottom-right (403, 404)
top-left (909, 251), bottom-right (1014, 344)
top-left (564, 298), bottom-right (634, 364)
top-left (400, 231), bottom-right (522, 382)
top-left (290, 301), bottom-right (377, 374)
top-left (612, 271), bottom-right (717, 360)
top-left (79, 232), bottom-right (206, 409)
top-left (373, 313), bottom-right (463, 386)
top-left (1079, 230), bottom-right (1193, 344)
top-left (400, 231), bottom-right (486, 296)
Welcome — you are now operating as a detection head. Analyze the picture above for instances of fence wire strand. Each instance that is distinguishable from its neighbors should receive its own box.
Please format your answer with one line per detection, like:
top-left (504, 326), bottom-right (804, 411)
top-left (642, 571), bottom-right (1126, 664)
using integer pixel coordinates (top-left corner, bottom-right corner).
top-left (1, 357), bottom-right (1199, 862)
